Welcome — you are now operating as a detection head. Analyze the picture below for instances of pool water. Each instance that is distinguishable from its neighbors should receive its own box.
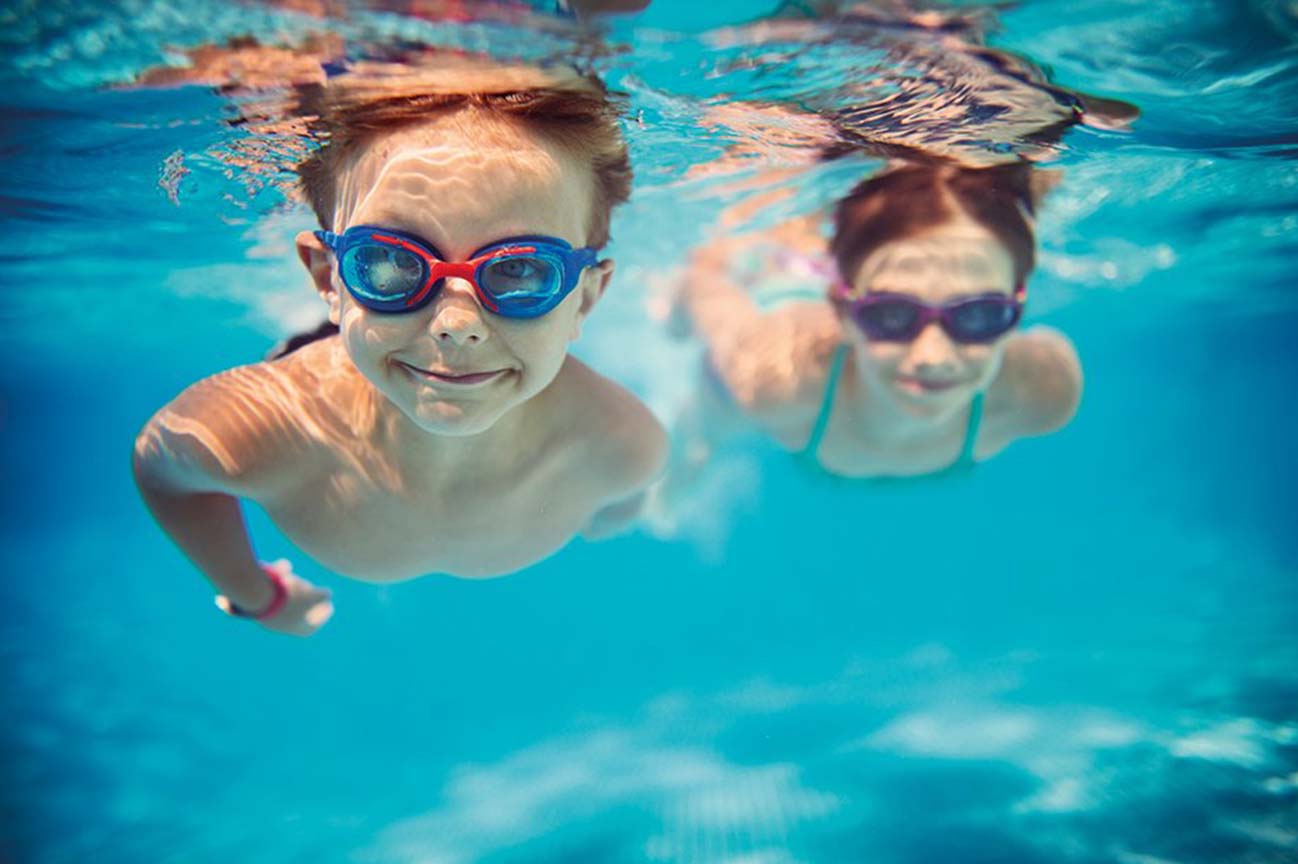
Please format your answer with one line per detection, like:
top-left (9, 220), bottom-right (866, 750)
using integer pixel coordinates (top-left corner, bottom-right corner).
top-left (3, 1), bottom-right (1297, 862)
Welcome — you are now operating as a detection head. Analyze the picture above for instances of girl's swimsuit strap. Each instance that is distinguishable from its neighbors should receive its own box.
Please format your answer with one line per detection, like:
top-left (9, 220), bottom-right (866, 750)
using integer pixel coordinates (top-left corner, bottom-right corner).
top-left (802, 343), bottom-right (850, 459)
top-left (802, 343), bottom-right (985, 472)
top-left (957, 391), bottom-right (985, 468)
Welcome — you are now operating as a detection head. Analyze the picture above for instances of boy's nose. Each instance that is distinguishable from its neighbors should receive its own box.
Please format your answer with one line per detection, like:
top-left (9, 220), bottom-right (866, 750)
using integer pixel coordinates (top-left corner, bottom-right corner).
top-left (429, 280), bottom-right (489, 345)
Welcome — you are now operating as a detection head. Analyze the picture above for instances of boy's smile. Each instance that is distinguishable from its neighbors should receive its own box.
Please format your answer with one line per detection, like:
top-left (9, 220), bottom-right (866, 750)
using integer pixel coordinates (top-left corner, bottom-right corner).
top-left (394, 362), bottom-right (510, 387)
top-left (299, 109), bottom-right (612, 437)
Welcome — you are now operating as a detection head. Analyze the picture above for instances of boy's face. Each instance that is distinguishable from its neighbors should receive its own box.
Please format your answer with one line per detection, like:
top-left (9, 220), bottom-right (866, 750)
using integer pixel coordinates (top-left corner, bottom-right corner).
top-left (297, 112), bottom-right (613, 436)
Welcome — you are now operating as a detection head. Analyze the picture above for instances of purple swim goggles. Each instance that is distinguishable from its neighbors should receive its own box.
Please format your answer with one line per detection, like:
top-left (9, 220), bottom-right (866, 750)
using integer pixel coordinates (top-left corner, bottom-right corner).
top-left (833, 283), bottom-right (1026, 344)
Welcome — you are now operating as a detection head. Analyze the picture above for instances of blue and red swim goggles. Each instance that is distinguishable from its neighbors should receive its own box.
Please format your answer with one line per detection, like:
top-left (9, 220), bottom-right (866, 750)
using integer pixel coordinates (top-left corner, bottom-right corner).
top-left (315, 225), bottom-right (599, 319)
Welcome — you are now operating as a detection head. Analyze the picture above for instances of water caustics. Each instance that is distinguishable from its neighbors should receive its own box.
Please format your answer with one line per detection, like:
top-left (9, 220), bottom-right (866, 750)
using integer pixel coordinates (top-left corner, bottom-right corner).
top-left (2, 1), bottom-right (1297, 863)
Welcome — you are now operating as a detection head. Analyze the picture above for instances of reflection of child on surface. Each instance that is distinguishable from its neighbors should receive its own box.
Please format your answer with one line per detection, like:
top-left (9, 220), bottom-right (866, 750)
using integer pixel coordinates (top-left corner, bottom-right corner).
top-left (133, 60), bottom-right (666, 635)
top-left (694, 3), bottom-right (1137, 175)
top-left (679, 162), bottom-right (1080, 479)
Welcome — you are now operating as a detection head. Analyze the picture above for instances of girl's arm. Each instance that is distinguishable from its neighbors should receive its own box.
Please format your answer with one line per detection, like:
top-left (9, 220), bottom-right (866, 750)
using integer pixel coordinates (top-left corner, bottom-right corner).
top-left (681, 221), bottom-right (838, 413)
top-left (682, 234), bottom-right (764, 358)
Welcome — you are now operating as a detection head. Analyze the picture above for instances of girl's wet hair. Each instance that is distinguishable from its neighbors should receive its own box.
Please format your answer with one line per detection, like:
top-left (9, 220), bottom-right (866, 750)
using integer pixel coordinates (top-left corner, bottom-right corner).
top-left (296, 59), bottom-right (633, 248)
top-left (830, 162), bottom-right (1041, 286)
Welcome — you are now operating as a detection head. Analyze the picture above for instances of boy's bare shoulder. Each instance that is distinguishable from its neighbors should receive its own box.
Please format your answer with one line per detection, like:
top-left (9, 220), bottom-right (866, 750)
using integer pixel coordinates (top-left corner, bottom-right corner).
top-left (136, 338), bottom-right (352, 495)
top-left (553, 357), bottom-right (668, 498)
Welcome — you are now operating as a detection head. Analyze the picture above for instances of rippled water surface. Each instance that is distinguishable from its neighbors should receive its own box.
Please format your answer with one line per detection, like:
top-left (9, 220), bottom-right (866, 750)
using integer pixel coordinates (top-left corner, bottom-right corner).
top-left (2, 1), bottom-right (1296, 862)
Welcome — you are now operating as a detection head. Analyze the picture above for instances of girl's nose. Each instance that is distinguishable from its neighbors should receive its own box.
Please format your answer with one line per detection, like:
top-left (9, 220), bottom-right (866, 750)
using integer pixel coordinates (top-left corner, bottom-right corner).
top-left (904, 321), bottom-right (958, 373)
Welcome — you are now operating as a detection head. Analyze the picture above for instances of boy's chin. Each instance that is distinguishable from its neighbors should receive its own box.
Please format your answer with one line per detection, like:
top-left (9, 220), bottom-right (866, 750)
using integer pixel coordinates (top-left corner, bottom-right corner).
top-left (407, 400), bottom-right (510, 437)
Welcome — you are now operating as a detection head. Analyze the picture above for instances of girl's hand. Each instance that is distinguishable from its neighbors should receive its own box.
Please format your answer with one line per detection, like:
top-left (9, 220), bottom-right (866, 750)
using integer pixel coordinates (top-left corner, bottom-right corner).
top-left (216, 559), bottom-right (334, 637)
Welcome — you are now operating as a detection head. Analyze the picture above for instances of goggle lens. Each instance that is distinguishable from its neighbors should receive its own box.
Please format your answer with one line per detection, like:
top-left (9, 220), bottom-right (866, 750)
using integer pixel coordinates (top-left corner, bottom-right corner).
top-left (479, 253), bottom-right (564, 311)
top-left (341, 244), bottom-right (426, 302)
top-left (947, 298), bottom-right (1019, 342)
top-left (856, 299), bottom-right (922, 341)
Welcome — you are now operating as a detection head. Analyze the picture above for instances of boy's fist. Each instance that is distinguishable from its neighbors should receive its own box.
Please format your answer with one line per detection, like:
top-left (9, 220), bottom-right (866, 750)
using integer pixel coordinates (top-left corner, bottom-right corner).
top-left (216, 559), bottom-right (334, 637)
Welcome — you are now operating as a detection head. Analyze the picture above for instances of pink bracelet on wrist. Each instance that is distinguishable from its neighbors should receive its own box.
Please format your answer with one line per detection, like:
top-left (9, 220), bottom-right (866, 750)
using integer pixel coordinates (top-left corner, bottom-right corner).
top-left (221, 565), bottom-right (288, 620)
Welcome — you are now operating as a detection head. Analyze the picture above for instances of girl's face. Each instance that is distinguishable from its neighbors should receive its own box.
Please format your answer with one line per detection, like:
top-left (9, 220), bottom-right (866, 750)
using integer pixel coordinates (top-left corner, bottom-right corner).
top-left (841, 214), bottom-right (1019, 419)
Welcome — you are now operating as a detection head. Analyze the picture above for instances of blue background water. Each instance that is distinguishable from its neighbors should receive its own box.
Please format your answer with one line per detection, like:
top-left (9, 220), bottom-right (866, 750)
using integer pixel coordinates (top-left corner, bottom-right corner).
top-left (3, 0), bottom-right (1297, 861)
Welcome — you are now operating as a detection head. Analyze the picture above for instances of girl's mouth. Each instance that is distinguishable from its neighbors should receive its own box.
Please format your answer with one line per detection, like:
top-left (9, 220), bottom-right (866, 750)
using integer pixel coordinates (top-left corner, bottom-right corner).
top-left (895, 374), bottom-right (962, 394)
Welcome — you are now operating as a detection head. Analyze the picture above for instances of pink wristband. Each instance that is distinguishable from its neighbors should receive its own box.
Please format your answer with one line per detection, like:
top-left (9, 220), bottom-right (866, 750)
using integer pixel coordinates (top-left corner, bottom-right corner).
top-left (225, 565), bottom-right (288, 620)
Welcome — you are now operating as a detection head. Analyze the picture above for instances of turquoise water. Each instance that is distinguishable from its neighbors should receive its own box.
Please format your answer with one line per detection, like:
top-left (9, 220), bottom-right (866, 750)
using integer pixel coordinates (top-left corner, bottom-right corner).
top-left (3, 1), bottom-right (1298, 861)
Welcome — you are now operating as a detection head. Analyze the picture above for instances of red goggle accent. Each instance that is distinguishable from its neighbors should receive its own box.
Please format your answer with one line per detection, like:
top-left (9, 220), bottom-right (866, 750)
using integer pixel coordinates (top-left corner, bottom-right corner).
top-left (369, 232), bottom-right (539, 312)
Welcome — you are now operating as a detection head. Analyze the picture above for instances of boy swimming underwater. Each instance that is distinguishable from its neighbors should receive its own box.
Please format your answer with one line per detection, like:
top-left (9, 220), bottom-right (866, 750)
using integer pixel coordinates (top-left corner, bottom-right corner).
top-left (133, 60), bottom-right (666, 635)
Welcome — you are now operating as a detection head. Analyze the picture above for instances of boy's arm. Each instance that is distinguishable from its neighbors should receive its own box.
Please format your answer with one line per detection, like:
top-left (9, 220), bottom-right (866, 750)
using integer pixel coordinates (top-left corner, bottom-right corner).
top-left (132, 366), bottom-right (333, 635)
top-left (583, 490), bottom-right (652, 540)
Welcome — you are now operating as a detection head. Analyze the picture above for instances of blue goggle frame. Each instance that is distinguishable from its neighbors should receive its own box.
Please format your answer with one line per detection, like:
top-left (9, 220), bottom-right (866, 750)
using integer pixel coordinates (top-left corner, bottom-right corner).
top-left (315, 225), bottom-right (599, 319)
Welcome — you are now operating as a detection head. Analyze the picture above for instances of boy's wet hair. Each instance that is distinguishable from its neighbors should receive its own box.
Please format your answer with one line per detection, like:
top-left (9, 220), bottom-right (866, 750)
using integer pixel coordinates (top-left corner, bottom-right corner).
top-left (296, 59), bottom-right (632, 248)
top-left (830, 162), bottom-right (1045, 285)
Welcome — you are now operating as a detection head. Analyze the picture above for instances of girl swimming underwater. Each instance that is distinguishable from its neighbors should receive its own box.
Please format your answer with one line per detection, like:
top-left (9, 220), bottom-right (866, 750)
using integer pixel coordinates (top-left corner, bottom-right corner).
top-left (677, 161), bottom-right (1081, 480)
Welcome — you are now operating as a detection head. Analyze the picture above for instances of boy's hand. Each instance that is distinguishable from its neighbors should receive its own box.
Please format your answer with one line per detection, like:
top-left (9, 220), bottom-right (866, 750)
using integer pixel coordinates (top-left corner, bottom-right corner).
top-left (216, 559), bottom-right (334, 637)
top-left (261, 559), bottom-right (335, 637)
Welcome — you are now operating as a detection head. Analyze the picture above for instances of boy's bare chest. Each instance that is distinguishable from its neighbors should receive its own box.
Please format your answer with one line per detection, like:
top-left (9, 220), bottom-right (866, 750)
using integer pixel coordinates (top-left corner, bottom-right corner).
top-left (262, 452), bottom-right (594, 581)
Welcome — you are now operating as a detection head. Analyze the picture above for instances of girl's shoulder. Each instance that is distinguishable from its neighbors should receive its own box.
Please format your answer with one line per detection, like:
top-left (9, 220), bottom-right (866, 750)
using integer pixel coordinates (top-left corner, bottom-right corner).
top-left (988, 325), bottom-right (1083, 437)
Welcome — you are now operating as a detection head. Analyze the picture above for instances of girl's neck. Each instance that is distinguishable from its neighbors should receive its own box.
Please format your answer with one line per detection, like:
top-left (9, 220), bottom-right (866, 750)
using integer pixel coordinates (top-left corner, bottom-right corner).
top-left (843, 355), bottom-right (970, 449)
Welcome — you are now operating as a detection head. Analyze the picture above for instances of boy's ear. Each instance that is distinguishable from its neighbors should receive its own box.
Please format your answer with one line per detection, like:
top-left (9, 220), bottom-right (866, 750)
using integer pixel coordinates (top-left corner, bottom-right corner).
top-left (296, 230), bottom-right (342, 325)
top-left (571, 258), bottom-right (614, 339)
